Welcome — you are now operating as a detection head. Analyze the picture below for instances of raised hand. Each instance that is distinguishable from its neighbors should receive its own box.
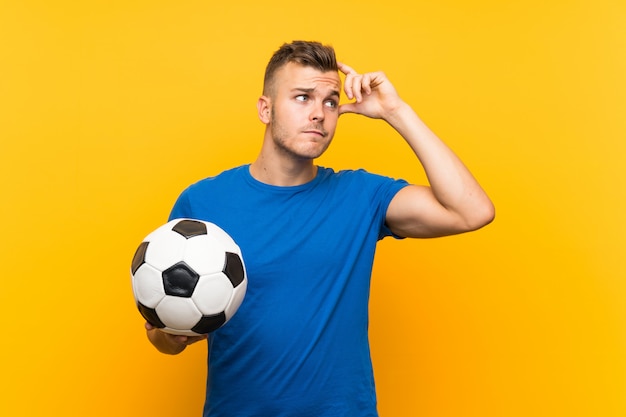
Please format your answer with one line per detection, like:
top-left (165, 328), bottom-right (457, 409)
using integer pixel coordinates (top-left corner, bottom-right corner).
top-left (338, 62), bottom-right (404, 120)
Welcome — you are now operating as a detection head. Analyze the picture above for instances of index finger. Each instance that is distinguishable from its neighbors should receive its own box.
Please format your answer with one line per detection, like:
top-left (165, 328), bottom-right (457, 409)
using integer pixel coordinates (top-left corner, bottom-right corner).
top-left (337, 62), bottom-right (357, 75)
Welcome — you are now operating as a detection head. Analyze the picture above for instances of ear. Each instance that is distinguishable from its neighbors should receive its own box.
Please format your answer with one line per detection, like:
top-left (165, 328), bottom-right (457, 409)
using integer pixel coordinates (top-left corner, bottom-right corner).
top-left (257, 96), bottom-right (271, 124)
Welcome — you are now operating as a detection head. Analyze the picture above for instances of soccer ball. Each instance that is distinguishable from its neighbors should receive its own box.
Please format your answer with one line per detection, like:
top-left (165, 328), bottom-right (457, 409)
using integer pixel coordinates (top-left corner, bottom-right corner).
top-left (130, 218), bottom-right (247, 336)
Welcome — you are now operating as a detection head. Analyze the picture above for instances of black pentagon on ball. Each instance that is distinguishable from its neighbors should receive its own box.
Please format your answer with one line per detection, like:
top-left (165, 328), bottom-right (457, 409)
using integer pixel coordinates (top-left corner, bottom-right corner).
top-left (137, 302), bottom-right (166, 329)
top-left (192, 312), bottom-right (227, 334)
top-left (131, 241), bottom-right (149, 275)
top-left (162, 261), bottom-right (200, 297)
top-left (172, 219), bottom-right (208, 239)
top-left (224, 252), bottom-right (245, 288)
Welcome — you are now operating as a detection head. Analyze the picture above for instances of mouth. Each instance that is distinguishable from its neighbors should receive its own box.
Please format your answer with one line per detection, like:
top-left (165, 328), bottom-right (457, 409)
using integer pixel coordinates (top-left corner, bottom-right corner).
top-left (302, 127), bottom-right (327, 138)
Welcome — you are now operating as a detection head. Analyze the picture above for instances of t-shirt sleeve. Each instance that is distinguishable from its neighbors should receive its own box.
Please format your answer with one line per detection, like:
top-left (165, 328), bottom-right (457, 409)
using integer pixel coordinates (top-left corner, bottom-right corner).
top-left (347, 169), bottom-right (409, 241)
top-left (168, 188), bottom-right (193, 221)
top-left (377, 178), bottom-right (410, 240)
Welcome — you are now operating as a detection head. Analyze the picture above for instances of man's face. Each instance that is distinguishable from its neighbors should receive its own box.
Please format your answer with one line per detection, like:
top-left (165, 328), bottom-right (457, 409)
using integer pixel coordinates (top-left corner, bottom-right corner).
top-left (266, 62), bottom-right (341, 160)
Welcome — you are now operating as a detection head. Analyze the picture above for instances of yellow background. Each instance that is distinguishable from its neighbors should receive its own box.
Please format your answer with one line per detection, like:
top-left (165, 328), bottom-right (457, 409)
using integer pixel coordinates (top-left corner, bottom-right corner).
top-left (1, 1), bottom-right (624, 416)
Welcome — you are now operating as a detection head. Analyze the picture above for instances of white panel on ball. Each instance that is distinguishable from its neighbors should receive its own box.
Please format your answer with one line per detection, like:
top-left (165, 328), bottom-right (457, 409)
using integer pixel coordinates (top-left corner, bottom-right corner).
top-left (225, 280), bottom-right (247, 320)
top-left (192, 273), bottom-right (233, 315)
top-left (132, 263), bottom-right (165, 308)
top-left (157, 296), bottom-right (202, 331)
top-left (183, 234), bottom-right (227, 276)
top-left (144, 228), bottom-right (186, 271)
top-left (206, 223), bottom-right (239, 253)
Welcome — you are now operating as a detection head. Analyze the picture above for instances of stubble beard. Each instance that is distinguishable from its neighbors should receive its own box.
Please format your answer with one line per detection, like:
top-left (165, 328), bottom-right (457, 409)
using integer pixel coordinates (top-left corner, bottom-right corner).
top-left (270, 110), bottom-right (332, 161)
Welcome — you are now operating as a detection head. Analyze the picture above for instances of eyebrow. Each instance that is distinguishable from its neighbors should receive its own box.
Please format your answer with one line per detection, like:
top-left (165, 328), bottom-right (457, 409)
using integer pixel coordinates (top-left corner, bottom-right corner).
top-left (293, 87), bottom-right (340, 98)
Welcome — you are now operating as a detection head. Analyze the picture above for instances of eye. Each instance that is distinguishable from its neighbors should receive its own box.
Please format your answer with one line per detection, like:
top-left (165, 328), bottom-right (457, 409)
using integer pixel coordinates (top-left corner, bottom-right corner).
top-left (295, 94), bottom-right (308, 102)
top-left (324, 99), bottom-right (338, 109)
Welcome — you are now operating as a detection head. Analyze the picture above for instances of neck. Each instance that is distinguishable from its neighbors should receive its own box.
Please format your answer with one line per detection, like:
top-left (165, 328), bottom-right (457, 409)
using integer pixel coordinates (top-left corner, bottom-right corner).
top-left (249, 153), bottom-right (317, 187)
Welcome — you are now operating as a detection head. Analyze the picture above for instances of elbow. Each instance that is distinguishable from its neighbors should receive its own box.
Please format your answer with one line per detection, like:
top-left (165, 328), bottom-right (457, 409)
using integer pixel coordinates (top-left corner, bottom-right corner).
top-left (466, 199), bottom-right (495, 231)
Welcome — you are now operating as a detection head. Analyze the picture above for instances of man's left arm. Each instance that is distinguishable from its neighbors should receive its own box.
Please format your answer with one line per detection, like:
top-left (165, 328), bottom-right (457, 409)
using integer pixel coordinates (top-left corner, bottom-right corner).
top-left (338, 63), bottom-right (495, 238)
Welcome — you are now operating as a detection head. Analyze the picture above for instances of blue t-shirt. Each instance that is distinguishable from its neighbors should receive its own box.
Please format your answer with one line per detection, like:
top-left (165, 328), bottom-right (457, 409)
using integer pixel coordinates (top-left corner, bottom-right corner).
top-left (169, 165), bottom-right (408, 417)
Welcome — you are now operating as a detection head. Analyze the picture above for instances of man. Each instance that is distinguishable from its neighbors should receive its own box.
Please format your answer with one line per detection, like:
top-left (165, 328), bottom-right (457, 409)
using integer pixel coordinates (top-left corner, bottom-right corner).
top-left (145, 40), bottom-right (494, 416)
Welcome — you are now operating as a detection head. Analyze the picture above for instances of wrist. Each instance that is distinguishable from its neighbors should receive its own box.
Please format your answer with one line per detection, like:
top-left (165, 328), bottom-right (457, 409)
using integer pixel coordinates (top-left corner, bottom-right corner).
top-left (384, 101), bottom-right (419, 131)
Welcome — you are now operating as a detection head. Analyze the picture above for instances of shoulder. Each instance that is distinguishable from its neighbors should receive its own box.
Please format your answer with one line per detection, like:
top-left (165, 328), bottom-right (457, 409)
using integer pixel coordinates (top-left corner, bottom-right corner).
top-left (318, 166), bottom-right (408, 190)
top-left (183, 165), bottom-right (248, 193)
top-left (315, 167), bottom-right (410, 215)
top-left (170, 165), bottom-right (250, 220)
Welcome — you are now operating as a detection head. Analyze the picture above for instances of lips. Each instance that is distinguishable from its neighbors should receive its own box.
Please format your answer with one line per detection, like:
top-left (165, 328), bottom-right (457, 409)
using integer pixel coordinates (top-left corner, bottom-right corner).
top-left (302, 125), bottom-right (327, 137)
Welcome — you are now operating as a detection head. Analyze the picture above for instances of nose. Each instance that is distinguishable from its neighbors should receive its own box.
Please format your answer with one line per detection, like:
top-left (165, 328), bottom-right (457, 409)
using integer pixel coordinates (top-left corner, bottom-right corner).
top-left (310, 101), bottom-right (325, 122)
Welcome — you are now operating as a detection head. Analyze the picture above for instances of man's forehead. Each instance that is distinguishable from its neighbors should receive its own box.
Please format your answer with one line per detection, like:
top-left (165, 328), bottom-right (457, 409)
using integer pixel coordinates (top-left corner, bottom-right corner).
top-left (280, 62), bottom-right (340, 90)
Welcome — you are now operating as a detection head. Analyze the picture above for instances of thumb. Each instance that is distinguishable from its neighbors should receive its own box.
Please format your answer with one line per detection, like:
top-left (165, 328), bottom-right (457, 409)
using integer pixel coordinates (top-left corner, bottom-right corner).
top-left (338, 102), bottom-right (358, 116)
